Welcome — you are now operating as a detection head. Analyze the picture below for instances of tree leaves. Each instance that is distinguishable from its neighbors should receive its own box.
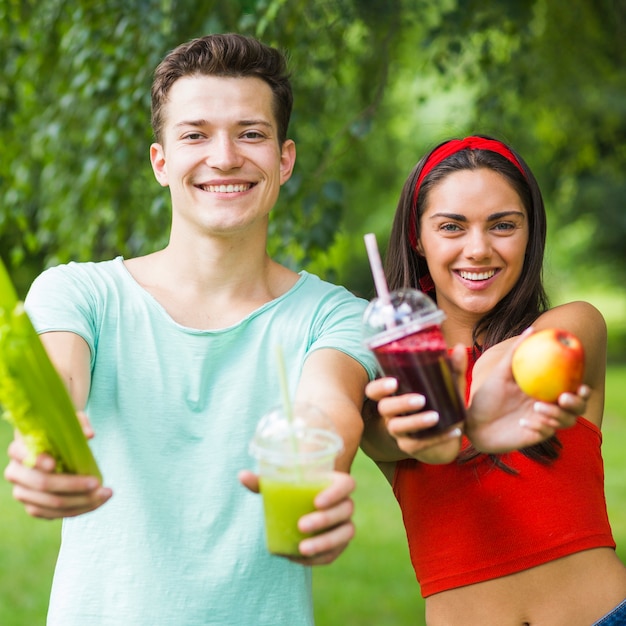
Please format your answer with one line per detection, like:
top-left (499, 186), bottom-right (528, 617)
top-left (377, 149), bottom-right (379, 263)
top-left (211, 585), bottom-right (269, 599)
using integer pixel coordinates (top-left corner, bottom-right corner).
top-left (1, 0), bottom-right (624, 295)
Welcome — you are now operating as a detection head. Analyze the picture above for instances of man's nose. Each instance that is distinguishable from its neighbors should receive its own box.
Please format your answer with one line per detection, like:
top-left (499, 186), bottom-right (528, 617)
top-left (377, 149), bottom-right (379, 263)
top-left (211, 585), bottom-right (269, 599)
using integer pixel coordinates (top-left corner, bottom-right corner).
top-left (209, 134), bottom-right (244, 170)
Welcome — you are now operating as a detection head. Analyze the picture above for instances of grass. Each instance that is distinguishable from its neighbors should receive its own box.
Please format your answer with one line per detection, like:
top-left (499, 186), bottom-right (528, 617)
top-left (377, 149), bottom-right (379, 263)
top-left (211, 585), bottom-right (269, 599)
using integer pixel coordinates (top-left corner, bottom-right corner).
top-left (313, 450), bottom-right (424, 625)
top-left (0, 423), bottom-right (60, 626)
top-left (1, 365), bottom-right (624, 625)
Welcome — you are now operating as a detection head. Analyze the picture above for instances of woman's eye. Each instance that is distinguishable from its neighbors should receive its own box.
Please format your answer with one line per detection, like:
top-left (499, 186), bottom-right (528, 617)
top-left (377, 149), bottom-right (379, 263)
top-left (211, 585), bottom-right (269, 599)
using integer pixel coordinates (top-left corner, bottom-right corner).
top-left (493, 222), bottom-right (515, 231)
top-left (440, 223), bottom-right (461, 232)
top-left (184, 132), bottom-right (203, 140)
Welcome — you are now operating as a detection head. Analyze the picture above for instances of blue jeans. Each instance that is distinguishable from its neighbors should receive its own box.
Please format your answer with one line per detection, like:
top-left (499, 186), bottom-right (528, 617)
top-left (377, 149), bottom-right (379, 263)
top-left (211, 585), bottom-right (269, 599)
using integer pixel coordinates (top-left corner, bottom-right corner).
top-left (593, 599), bottom-right (626, 625)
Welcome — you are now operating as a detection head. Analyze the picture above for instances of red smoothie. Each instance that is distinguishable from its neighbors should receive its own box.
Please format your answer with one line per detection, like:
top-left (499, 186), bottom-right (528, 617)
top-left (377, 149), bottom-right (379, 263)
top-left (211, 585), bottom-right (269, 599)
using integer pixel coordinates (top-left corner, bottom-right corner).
top-left (372, 326), bottom-right (466, 438)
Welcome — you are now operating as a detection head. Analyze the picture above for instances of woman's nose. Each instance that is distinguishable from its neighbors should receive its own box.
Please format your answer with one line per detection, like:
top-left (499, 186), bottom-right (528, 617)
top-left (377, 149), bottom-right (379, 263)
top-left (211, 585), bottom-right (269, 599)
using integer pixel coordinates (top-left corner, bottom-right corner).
top-left (464, 230), bottom-right (491, 259)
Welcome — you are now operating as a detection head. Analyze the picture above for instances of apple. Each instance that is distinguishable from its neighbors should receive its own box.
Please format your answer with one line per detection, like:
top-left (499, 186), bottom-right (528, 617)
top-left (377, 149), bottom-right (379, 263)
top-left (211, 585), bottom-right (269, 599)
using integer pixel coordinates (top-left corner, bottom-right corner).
top-left (511, 328), bottom-right (585, 402)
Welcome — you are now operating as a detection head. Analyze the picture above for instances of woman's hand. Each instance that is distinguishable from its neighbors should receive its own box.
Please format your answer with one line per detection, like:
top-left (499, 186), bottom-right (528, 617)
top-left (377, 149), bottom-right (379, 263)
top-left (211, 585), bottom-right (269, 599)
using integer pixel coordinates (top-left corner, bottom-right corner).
top-left (364, 377), bottom-right (462, 464)
top-left (239, 469), bottom-right (357, 566)
top-left (466, 334), bottom-right (587, 453)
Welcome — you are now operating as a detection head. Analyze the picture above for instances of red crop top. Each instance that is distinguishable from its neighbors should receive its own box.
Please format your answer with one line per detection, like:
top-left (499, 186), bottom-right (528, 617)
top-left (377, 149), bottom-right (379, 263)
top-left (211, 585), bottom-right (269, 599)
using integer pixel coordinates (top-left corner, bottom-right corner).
top-left (393, 348), bottom-right (616, 598)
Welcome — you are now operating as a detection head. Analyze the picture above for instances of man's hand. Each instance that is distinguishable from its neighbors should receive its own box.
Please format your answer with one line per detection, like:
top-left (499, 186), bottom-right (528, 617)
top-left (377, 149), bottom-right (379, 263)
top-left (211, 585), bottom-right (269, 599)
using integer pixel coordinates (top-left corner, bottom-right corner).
top-left (239, 469), bottom-right (356, 566)
top-left (4, 434), bottom-right (112, 519)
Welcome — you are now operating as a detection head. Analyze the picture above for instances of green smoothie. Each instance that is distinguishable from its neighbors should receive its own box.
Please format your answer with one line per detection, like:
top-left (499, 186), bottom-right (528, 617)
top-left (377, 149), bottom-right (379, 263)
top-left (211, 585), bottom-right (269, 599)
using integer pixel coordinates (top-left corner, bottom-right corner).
top-left (260, 477), bottom-right (331, 556)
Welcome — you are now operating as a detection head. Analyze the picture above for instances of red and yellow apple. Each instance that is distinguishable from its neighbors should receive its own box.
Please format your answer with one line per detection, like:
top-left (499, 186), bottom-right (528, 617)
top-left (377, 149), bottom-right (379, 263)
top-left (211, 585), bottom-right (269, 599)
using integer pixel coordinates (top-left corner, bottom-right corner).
top-left (511, 328), bottom-right (585, 403)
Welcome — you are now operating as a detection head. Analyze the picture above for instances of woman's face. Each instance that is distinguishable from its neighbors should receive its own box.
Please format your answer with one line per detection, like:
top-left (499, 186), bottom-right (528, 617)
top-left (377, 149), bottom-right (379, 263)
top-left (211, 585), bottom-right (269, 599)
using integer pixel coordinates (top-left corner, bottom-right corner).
top-left (417, 168), bottom-right (529, 325)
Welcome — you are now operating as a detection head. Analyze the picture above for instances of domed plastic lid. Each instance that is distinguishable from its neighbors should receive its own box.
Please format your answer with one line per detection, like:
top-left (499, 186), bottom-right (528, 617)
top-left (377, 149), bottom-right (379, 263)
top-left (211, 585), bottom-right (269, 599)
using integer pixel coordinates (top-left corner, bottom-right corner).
top-left (249, 403), bottom-right (343, 465)
top-left (362, 288), bottom-right (445, 348)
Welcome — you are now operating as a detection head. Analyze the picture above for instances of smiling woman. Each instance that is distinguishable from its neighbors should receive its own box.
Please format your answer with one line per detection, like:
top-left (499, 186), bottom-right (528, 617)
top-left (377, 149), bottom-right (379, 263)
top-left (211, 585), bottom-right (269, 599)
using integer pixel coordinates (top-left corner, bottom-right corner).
top-left (360, 135), bottom-right (626, 625)
top-left (415, 168), bottom-right (529, 323)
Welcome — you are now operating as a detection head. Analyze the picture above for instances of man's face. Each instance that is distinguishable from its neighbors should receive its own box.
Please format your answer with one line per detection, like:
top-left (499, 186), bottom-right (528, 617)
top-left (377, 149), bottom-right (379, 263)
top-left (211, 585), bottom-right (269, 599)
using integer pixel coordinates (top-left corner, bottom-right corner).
top-left (150, 75), bottom-right (295, 239)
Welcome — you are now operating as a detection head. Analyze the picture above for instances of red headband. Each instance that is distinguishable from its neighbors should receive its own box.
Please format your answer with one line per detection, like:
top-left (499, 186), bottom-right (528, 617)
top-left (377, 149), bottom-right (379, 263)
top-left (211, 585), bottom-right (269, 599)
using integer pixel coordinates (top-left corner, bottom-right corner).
top-left (408, 136), bottom-right (527, 248)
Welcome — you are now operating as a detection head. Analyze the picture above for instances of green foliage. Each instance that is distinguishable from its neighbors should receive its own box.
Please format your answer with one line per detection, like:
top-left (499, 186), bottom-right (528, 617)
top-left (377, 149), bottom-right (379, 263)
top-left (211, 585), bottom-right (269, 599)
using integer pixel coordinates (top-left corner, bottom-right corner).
top-left (0, 0), bottom-right (408, 292)
top-left (1, 0), bottom-right (625, 300)
top-left (425, 0), bottom-right (626, 280)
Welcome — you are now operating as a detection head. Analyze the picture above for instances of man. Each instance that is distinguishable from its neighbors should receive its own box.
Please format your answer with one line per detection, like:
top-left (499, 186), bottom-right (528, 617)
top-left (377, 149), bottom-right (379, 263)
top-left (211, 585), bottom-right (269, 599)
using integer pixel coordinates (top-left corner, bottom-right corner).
top-left (4, 34), bottom-right (377, 625)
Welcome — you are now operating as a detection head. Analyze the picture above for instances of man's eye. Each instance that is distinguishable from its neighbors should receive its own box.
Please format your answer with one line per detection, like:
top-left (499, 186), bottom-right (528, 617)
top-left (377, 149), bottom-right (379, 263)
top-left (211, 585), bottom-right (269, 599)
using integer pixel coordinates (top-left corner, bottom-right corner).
top-left (242, 131), bottom-right (264, 139)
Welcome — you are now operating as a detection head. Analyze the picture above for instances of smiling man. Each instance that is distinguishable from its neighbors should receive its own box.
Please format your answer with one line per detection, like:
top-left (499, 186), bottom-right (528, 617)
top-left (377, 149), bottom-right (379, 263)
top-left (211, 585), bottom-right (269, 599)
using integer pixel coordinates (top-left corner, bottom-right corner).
top-left (4, 34), bottom-right (377, 625)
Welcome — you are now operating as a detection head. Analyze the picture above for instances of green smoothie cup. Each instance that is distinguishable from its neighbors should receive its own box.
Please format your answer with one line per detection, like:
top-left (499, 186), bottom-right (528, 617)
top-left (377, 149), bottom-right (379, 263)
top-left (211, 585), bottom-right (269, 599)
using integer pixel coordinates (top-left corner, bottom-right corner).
top-left (249, 403), bottom-right (343, 557)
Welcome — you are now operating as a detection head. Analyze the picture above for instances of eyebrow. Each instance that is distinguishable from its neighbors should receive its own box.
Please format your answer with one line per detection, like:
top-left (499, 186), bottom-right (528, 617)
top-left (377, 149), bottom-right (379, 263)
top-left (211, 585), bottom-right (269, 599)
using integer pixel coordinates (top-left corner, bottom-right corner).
top-left (428, 210), bottom-right (526, 222)
top-left (174, 118), bottom-right (274, 130)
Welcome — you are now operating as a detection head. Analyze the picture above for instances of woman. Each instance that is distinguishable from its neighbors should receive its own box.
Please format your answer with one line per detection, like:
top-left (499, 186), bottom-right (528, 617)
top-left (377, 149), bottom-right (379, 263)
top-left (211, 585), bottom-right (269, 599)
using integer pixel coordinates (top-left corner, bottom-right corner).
top-left (361, 136), bottom-right (626, 625)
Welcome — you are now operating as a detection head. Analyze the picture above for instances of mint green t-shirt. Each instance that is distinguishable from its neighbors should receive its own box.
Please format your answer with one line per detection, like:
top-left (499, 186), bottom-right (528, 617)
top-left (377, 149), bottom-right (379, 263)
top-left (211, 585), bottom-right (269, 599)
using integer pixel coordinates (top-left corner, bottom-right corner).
top-left (25, 257), bottom-right (377, 626)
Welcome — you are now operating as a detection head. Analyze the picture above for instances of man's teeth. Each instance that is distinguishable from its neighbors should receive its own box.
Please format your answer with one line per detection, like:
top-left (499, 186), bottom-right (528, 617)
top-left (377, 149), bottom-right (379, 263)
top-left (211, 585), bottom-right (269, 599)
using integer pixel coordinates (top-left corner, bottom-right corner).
top-left (459, 270), bottom-right (496, 281)
top-left (201, 183), bottom-right (251, 192)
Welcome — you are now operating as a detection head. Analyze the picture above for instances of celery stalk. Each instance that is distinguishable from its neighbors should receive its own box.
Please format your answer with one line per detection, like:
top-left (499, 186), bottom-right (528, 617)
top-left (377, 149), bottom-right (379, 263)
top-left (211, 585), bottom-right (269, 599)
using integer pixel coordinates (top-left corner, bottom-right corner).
top-left (0, 258), bottom-right (102, 479)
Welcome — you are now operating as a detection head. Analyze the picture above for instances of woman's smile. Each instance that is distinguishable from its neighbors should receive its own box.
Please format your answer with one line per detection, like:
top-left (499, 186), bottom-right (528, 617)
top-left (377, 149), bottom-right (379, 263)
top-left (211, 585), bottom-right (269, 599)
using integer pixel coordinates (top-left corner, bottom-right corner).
top-left (418, 168), bottom-right (528, 319)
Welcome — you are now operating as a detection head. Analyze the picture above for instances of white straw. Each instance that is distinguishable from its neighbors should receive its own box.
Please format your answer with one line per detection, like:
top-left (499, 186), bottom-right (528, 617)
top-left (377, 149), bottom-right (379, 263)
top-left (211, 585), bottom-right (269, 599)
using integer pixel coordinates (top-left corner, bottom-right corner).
top-left (364, 233), bottom-right (391, 303)
top-left (364, 233), bottom-right (396, 329)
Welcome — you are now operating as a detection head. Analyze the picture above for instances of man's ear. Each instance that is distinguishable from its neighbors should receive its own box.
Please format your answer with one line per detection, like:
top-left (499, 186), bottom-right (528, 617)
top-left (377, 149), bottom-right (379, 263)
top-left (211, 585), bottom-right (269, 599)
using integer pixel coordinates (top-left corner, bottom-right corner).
top-left (279, 139), bottom-right (296, 185)
top-left (150, 143), bottom-right (169, 187)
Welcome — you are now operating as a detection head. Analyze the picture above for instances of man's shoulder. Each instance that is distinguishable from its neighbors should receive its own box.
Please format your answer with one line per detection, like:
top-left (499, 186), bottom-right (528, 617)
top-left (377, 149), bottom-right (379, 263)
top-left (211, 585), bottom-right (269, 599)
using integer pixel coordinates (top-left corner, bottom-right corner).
top-left (28, 257), bottom-right (125, 301)
top-left (296, 270), bottom-right (365, 302)
top-left (38, 256), bottom-right (123, 279)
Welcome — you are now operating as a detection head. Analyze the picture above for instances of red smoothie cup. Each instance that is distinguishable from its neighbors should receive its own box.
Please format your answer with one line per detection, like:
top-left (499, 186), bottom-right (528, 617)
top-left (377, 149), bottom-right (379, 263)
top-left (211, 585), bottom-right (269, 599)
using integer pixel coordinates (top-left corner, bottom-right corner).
top-left (363, 289), bottom-right (466, 439)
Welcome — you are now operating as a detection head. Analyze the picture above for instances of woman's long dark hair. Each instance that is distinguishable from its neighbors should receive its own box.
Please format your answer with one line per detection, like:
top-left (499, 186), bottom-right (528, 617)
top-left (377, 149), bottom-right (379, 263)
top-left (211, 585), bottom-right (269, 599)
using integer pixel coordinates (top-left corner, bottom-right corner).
top-left (385, 136), bottom-right (560, 468)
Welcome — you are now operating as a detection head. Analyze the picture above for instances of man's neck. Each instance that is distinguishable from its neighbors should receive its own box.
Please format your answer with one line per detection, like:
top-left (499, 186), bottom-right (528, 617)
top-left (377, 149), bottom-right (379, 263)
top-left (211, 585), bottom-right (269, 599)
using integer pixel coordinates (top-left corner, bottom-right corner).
top-left (124, 237), bottom-right (298, 330)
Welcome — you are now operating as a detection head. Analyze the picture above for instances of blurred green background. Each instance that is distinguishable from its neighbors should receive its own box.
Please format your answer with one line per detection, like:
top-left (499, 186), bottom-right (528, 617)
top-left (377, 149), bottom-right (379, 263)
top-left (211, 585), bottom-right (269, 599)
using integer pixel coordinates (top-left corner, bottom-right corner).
top-left (1, 0), bottom-right (625, 623)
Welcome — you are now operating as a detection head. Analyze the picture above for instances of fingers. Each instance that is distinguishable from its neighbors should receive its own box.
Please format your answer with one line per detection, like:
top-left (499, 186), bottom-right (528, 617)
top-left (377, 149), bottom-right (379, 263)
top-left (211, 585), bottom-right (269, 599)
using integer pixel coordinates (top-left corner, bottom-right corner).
top-left (449, 343), bottom-right (468, 376)
top-left (7, 438), bottom-right (55, 471)
top-left (376, 391), bottom-right (425, 419)
top-left (286, 471), bottom-right (355, 565)
top-left (365, 377), bottom-right (397, 401)
top-left (521, 401), bottom-right (578, 432)
top-left (386, 410), bottom-right (438, 438)
top-left (522, 384), bottom-right (590, 434)
top-left (294, 516), bottom-right (355, 565)
top-left (394, 423), bottom-right (463, 463)
top-left (76, 410), bottom-right (95, 439)
top-left (313, 471), bottom-right (355, 508)
top-left (238, 469), bottom-right (260, 494)
top-left (4, 459), bottom-right (112, 519)
top-left (5, 439), bottom-right (111, 519)
top-left (556, 385), bottom-right (590, 416)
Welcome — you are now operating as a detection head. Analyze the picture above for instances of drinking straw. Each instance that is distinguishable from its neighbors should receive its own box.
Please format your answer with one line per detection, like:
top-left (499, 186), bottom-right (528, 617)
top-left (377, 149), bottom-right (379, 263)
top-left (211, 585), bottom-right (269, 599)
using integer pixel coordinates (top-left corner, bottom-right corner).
top-left (364, 233), bottom-right (390, 302)
top-left (275, 344), bottom-right (294, 424)
top-left (364, 233), bottom-right (396, 328)
top-left (275, 344), bottom-right (302, 477)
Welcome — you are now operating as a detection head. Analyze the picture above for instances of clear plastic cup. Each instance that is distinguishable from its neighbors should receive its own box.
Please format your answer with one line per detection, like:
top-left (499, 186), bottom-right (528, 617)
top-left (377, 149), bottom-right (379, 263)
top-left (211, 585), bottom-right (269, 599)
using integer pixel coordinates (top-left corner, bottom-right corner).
top-left (363, 289), bottom-right (466, 439)
top-left (249, 403), bottom-right (343, 557)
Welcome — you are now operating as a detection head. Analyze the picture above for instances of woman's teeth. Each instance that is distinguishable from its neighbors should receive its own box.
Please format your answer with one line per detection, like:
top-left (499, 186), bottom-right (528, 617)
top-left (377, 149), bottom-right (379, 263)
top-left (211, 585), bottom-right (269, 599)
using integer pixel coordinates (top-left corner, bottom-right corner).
top-left (459, 270), bottom-right (496, 281)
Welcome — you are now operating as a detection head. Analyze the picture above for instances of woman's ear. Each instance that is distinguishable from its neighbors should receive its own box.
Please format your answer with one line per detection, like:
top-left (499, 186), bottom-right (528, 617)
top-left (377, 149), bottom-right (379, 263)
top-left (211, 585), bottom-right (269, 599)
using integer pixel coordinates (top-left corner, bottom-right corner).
top-left (415, 239), bottom-right (425, 256)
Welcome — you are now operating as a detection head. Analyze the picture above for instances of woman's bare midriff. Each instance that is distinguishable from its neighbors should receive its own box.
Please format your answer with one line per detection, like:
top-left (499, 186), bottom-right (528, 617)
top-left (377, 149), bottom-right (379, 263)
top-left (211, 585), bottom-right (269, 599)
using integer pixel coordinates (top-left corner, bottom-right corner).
top-left (424, 548), bottom-right (626, 626)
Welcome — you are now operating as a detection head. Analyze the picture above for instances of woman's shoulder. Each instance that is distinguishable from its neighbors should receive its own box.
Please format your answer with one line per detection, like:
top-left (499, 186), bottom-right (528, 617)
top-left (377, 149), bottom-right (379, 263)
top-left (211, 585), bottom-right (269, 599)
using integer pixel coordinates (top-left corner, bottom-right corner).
top-left (534, 301), bottom-right (607, 342)
top-left (540, 300), bottom-right (605, 320)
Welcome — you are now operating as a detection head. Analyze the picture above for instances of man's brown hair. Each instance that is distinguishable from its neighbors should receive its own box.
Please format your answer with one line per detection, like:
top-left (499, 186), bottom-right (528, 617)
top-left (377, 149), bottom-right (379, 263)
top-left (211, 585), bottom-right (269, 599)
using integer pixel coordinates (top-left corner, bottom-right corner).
top-left (151, 33), bottom-right (293, 145)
